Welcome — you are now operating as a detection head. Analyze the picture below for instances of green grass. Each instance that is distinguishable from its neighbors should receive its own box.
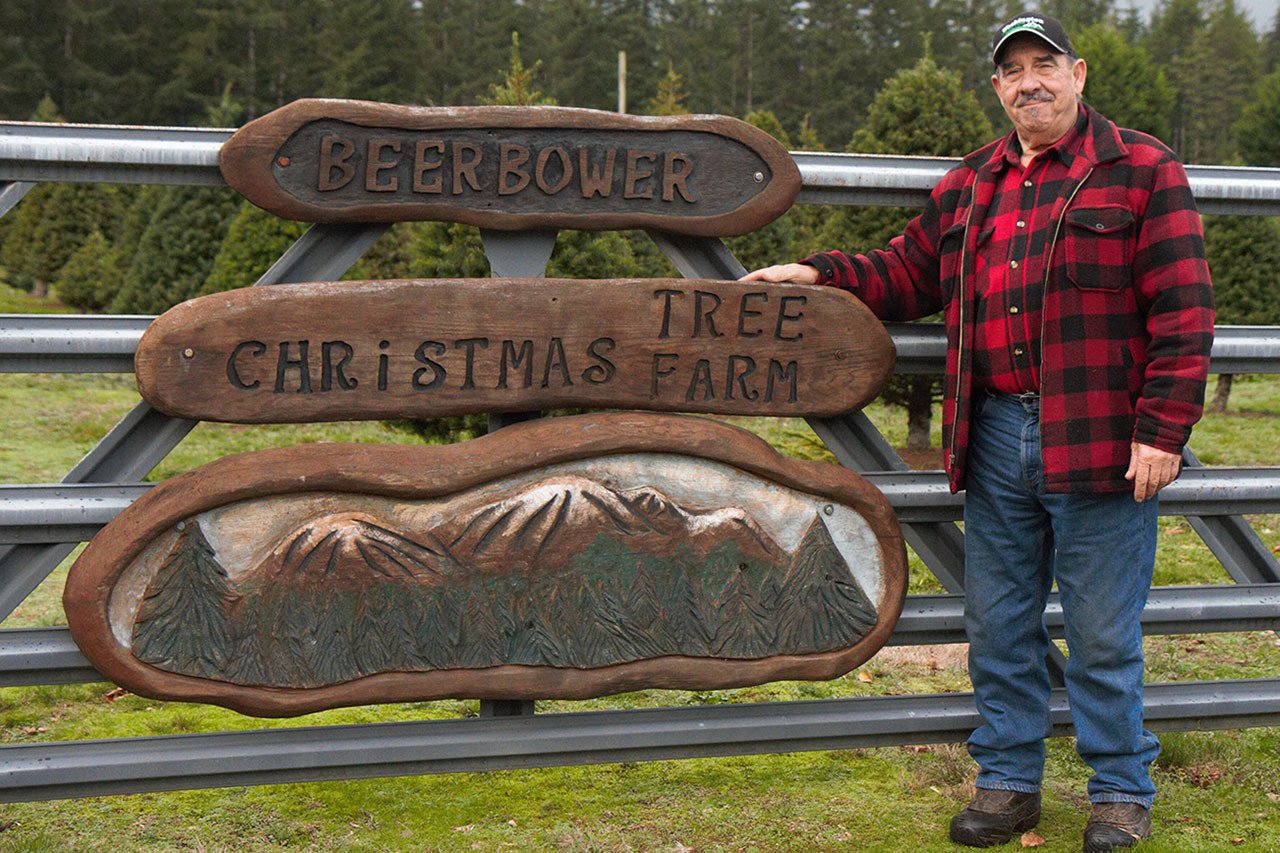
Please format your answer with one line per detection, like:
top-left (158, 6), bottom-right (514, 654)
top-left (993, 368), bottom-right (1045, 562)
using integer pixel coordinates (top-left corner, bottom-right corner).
top-left (0, 283), bottom-right (73, 314)
top-left (0, 336), bottom-right (1277, 850)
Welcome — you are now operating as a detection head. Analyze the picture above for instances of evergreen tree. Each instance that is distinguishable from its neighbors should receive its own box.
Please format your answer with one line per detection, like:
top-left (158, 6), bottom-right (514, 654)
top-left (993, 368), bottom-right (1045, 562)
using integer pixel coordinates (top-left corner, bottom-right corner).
top-left (98, 185), bottom-right (164, 308)
top-left (1040, 0), bottom-right (1112, 30)
top-left (407, 222), bottom-right (490, 278)
top-left (1161, 0), bottom-right (1259, 163)
top-left (547, 229), bottom-right (644, 278)
top-left (344, 222), bottom-right (415, 280)
top-left (1147, 0), bottom-right (1204, 68)
top-left (2, 183), bottom-right (127, 298)
top-left (1234, 67), bottom-right (1280, 167)
top-left (926, 0), bottom-right (1010, 131)
top-left (483, 31), bottom-right (556, 106)
top-left (315, 0), bottom-right (424, 103)
top-left (202, 202), bottom-right (309, 296)
top-left (823, 55), bottom-right (991, 450)
top-left (1202, 214), bottom-right (1280, 411)
top-left (648, 63), bottom-right (690, 116)
top-left (790, 114), bottom-right (830, 256)
top-left (132, 523), bottom-right (234, 679)
top-left (110, 186), bottom-right (240, 313)
top-left (1074, 23), bottom-right (1175, 140)
top-left (1265, 7), bottom-right (1280, 72)
top-left (54, 230), bottom-right (121, 312)
top-left (417, 0), bottom-right (532, 107)
top-left (163, 0), bottom-right (293, 122)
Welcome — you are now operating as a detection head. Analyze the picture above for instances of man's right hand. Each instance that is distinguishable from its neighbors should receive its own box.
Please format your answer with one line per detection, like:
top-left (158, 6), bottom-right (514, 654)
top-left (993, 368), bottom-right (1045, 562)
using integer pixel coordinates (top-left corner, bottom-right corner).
top-left (739, 264), bottom-right (820, 285)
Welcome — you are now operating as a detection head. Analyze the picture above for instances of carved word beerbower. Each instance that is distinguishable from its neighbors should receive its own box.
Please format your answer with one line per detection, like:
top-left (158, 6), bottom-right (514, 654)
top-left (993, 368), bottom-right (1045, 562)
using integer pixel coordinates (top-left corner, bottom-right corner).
top-left (218, 101), bottom-right (802, 235)
top-left (315, 132), bottom-right (697, 203)
top-left (134, 279), bottom-right (896, 423)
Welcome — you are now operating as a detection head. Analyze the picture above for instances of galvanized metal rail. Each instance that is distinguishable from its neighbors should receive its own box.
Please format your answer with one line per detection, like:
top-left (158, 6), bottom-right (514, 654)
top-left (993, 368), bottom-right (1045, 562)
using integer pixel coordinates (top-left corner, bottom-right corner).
top-left (4, 120), bottom-right (1280, 214)
top-left (0, 120), bottom-right (1277, 803)
top-left (2, 677), bottom-right (1278, 804)
top-left (3, 318), bottom-right (1278, 375)
top-left (3, 467), bottom-right (1277, 547)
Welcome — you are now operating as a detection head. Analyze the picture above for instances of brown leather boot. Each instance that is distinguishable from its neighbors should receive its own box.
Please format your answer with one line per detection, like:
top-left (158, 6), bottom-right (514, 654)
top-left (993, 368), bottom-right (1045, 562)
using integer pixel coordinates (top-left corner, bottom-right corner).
top-left (948, 788), bottom-right (1041, 847)
top-left (1083, 802), bottom-right (1152, 852)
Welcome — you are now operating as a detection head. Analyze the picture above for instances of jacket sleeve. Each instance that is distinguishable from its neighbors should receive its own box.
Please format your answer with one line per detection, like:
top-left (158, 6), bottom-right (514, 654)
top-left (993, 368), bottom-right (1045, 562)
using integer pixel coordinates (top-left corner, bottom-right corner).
top-left (797, 170), bottom-right (964, 322)
top-left (1130, 154), bottom-right (1215, 453)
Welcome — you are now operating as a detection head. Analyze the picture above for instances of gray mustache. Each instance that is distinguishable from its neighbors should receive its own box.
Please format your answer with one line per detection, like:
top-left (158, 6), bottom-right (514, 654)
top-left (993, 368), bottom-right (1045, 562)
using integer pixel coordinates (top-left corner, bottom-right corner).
top-left (1016, 91), bottom-right (1055, 106)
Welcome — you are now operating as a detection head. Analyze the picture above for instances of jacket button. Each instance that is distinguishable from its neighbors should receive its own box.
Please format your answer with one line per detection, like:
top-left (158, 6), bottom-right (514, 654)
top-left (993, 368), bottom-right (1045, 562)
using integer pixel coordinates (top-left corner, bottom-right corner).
top-left (1014, 347), bottom-right (1025, 356)
top-left (1010, 260), bottom-right (1019, 269)
top-left (1010, 305), bottom-right (1020, 314)
top-left (1095, 223), bottom-right (1105, 230)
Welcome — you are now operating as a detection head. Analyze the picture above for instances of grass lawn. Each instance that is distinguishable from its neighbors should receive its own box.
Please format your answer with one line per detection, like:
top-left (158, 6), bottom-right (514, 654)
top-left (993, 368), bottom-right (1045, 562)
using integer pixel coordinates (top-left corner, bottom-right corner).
top-left (0, 293), bottom-right (1277, 851)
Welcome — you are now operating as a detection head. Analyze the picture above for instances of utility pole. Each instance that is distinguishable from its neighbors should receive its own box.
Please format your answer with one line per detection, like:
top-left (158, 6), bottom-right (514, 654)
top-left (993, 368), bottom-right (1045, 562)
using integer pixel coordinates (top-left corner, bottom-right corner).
top-left (618, 51), bottom-right (627, 114)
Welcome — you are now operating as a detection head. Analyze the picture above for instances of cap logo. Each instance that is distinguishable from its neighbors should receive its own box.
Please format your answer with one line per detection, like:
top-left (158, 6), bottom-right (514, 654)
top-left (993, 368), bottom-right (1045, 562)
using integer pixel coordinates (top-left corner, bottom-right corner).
top-left (1002, 16), bottom-right (1046, 33)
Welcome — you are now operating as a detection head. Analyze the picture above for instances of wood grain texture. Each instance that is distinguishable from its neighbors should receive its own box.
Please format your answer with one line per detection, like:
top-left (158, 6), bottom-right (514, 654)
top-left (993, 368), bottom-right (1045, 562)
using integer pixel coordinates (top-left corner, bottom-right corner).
top-left (64, 413), bottom-right (907, 717)
top-left (134, 278), bottom-right (896, 422)
top-left (218, 99), bottom-right (801, 236)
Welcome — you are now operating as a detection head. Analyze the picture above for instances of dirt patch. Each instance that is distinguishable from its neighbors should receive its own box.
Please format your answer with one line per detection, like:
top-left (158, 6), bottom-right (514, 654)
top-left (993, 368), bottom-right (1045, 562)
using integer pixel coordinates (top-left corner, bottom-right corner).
top-left (894, 447), bottom-right (943, 470)
top-left (876, 643), bottom-right (969, 670)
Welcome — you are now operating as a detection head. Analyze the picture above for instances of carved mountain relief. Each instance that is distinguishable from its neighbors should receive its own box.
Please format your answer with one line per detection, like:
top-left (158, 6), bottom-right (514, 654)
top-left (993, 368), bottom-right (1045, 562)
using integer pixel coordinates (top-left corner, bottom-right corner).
top-left (131, 478), bottom-right (879, 690)
top-left (65, 412), bottom-right (908, 716)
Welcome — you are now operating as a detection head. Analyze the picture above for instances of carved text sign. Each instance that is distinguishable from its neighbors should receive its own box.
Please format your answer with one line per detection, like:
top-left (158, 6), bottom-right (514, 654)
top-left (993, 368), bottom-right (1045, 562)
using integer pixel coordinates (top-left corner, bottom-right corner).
top-left (65, 413), bottom-right (907, 716)
top-left (135, 279), bottom-right (895, 422)
top-left (219, 100), bottom-right (802, 236)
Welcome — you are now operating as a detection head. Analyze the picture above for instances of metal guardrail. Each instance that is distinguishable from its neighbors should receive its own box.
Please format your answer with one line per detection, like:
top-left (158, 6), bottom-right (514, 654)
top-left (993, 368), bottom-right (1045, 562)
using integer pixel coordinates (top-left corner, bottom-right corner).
top-left (4, 317), bottom-right (1278, 375)
top-left (3, 468), bottom-right (1278, 546)
top-left (3, 677), bottom-right (1278, 803)
top-left (5, 120), bottom-right (1280, 214)
top-left (1, 119), bottom-right (1278, 803)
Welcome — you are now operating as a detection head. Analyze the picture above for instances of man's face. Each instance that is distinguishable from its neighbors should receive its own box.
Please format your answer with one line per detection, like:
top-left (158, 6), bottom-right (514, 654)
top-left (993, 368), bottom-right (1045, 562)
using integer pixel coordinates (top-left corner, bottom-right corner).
top-left (991, 35), bottom-right (1086, 143)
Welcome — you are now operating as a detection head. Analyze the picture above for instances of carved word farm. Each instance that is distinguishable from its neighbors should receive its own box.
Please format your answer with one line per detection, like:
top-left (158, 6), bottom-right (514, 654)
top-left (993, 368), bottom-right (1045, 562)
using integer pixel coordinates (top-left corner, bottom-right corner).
top-left (135, 279), bottom-right (895, 422)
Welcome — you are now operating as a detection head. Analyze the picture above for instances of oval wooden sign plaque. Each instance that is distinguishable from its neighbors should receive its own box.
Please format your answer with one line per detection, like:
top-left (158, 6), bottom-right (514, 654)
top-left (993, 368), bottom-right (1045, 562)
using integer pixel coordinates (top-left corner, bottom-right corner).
top-left (134, 278), bottom-right (895, 423)
top-left (65, 413), bottom-right (907, 717)
top-left (219, 99), bottom-right (802, 236)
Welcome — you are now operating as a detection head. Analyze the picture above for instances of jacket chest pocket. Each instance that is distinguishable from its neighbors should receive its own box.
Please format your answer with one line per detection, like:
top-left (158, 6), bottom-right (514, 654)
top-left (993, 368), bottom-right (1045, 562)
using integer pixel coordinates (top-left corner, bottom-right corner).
top-left (938, 221), bottom-right (967, 302)
top-left (1064, 206), bottom-right (1134, 291)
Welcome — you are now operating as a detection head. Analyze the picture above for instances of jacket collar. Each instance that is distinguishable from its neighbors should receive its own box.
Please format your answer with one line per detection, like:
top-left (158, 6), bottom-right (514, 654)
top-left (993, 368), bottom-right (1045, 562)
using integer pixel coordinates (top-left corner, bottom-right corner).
top-left (962, 101), bottom-right (1127, 174)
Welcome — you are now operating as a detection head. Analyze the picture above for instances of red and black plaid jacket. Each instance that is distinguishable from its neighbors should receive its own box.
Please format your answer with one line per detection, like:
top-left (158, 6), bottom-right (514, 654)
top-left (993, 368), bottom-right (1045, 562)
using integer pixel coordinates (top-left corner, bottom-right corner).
top-left (803, 104), bottom-right (1215, 494)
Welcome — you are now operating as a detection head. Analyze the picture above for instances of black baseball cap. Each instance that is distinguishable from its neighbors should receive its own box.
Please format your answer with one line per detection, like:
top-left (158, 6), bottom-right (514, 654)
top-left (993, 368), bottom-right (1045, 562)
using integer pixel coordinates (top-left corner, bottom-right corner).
top-left (991, 13), bottom-right (1076, 64)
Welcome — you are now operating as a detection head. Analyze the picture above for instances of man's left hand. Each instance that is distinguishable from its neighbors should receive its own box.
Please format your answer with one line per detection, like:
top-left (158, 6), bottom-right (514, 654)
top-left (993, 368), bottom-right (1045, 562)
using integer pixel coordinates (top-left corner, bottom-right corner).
top-left (1124, 443), bottom-right (1181, 502)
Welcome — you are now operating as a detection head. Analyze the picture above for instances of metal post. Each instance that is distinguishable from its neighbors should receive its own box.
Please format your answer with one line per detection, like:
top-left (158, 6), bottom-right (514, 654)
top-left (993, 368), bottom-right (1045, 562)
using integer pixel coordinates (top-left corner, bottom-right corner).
top-left (475, 227), bottom-right (559, 719)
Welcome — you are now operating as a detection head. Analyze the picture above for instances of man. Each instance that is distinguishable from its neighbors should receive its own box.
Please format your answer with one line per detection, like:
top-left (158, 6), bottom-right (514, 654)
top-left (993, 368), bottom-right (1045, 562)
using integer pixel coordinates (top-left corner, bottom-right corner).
top-left (743, 12), bottom-right (1213, 851)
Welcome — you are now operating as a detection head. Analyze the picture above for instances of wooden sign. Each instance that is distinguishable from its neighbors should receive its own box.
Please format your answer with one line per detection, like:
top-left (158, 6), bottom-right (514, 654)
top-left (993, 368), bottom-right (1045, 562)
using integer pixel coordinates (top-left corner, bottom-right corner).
top-left (218, 99), bottom-right (801, 236)
top-left (134, 278), bottom-right (895, 423)
top-left (65, 413), bottom-right (907, 717)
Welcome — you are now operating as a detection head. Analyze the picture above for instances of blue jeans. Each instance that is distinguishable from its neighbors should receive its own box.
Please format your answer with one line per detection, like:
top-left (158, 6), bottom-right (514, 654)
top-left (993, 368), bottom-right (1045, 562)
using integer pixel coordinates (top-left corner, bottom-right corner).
top-left (963, 391), bottom-right (1160, 807)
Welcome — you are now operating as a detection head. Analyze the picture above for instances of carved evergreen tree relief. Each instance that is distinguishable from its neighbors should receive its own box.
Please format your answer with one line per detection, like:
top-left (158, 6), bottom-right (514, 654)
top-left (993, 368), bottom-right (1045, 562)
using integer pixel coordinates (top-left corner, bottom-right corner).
top-left (132, 523), bottom-right (234, 679)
